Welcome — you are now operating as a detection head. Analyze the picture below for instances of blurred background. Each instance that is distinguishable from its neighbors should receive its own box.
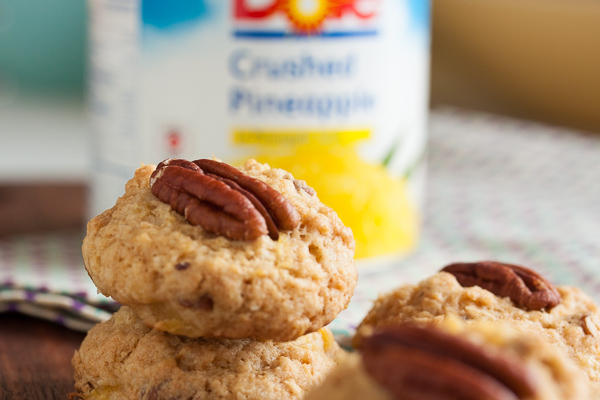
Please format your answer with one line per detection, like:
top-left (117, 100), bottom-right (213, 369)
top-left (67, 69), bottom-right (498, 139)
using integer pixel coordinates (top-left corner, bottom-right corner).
top-left (0, 0), bottom-right (88, 235)
top-left (431, 0), bottom-right (600, 133)
top-left (1, 0), bottom-right (599, 235)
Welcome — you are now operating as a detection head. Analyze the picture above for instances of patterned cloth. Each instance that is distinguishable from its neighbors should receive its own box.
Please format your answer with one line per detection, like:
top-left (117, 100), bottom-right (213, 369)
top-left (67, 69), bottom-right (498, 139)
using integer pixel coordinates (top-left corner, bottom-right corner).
top-left (0, 230), bottom-right (118, 331)
top-left (1, 108), bottom-right (599, 342)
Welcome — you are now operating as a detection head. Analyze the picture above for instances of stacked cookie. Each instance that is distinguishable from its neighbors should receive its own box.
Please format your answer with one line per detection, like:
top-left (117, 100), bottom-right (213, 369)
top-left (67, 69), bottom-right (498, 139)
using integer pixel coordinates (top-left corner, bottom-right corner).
top-left (72, 158), bottom-right (358, 400)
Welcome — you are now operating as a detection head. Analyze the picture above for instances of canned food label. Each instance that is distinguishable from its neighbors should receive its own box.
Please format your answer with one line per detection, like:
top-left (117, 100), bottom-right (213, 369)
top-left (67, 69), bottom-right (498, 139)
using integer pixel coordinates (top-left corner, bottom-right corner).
top-left (90, 0), bottom-right (430, 261)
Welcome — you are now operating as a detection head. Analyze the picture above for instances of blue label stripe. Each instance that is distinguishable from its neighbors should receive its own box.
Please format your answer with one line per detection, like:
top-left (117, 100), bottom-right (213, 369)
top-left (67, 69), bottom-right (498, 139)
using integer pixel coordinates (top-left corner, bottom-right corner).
top-left (233, 30), bottom-right (378, 39)
top-left (142, 0), bottom-right (211, 29)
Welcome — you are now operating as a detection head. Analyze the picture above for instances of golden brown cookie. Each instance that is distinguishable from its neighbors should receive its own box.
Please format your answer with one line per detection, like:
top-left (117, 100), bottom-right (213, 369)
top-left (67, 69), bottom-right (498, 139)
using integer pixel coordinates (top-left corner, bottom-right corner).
top-left (309, 318), bottom-right (598, 400)
top-left (72, 307), bottom-right (342, 400)
top-left (83, 159), bottom-right (356, 341)
top-left (354, 265), bottom-right (600, 381)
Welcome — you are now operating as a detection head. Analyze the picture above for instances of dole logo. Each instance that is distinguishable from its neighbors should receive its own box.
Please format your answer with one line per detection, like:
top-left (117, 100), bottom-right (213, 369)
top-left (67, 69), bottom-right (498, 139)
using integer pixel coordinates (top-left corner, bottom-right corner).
top-left (234, 0), bottom-right (380, 36)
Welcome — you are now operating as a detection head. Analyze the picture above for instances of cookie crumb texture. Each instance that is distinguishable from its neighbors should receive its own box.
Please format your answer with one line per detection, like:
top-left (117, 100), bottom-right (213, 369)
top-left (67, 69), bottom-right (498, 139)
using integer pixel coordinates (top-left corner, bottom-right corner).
top-left (354, 272), bottom-right (600, 381)
top-left (83, 160), bottom-right (356, 341)
top-left (72, 307), bottom-right (342, 400)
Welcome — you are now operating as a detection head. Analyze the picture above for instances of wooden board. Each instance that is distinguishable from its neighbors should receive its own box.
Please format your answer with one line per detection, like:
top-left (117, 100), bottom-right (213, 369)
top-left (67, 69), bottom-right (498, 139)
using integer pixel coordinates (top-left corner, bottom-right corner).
top-left (0, 313), bottom-right (86, 400)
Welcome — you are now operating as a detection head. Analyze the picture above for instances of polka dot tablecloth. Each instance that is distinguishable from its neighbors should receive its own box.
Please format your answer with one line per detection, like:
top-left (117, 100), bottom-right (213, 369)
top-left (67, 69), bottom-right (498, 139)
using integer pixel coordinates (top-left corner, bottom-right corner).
top-left (1, 108), bottom-right (599, 341)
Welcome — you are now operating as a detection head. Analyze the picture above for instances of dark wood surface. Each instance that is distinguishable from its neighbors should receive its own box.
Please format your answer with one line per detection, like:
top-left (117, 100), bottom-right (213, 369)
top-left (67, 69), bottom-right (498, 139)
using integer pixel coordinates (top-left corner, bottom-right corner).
top-left (0, 184), bottom-right (87, 237)
top-left (0, 313), bottom-right (86, 400)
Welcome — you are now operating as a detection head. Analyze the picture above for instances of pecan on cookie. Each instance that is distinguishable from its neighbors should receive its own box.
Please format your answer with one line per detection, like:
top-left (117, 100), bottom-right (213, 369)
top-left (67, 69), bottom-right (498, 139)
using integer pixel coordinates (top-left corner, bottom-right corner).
top-left (150, 158), bottom-right (300, 241)
top-left (441, 261), bottom-right (561, 311)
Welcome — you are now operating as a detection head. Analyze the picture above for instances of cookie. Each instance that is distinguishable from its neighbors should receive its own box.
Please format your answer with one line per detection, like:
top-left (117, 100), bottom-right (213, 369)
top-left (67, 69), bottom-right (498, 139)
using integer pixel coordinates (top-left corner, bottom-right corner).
top-left (308, 318), bottom-right (598, 400)
top-left (82, 159), bottom-right (356, 341)
top-left (72, 307), bottom-right (342, 400)
top-left (353, 262), bottom-right (600, 381)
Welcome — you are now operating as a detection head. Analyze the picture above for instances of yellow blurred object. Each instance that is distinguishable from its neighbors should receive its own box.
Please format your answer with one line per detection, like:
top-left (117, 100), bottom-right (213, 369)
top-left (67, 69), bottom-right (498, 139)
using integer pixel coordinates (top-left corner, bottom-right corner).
top-left (257, 146), bottom-right (419, 260)
top-left (430, 0), bottom-right (600, 133)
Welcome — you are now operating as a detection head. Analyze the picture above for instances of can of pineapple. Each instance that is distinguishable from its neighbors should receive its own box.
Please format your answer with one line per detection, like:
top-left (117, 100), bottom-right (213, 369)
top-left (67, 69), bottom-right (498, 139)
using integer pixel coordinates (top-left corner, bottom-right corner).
top-left (89, 0), bottom-right (430, 268)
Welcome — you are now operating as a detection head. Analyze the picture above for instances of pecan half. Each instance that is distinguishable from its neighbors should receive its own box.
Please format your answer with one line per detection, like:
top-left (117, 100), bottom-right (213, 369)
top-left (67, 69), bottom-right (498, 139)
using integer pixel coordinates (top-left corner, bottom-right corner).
top-left (204, 171), bottom-right (279, 240)
top-left (194, 159), bottom-right (300, 230)
top-left (441, 261), bottom-right (561, 311)
top-left (150, 158), bottom-right (300, 241)
top-left (362, 325), bottom-right (538, 400)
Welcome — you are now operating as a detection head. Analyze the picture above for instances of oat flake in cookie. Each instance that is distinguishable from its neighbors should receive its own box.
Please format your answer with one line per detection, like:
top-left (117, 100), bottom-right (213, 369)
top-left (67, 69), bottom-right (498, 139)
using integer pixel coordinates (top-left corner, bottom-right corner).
top-left (353, 262), bottom-right (600, 381)
top-left (72, 307), bottom-right (342, 400)
top-left (82, 159), bottom-right (356, 341)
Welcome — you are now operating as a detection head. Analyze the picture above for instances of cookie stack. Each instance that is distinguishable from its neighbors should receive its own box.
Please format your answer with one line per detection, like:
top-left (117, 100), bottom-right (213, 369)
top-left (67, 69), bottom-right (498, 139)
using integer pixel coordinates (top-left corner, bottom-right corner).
top-left (72, 159), bottom-right (357, 400)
